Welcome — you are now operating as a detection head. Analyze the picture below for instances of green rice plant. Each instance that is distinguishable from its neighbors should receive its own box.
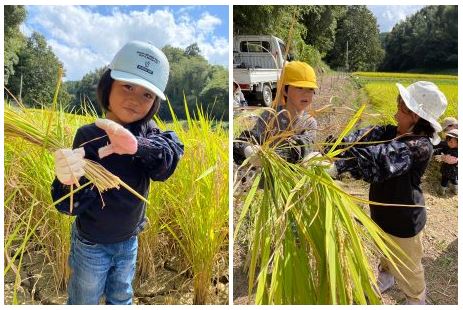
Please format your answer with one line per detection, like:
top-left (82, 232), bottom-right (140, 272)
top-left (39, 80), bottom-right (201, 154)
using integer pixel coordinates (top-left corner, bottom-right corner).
top-left (353, 71), bottom-right (457, 81)
top-left (363, 81), bottom-right (458, 124)
top-left (143, 98), bottom-right (229, 304)
top-left (234, 106), bottom-right (410, 305)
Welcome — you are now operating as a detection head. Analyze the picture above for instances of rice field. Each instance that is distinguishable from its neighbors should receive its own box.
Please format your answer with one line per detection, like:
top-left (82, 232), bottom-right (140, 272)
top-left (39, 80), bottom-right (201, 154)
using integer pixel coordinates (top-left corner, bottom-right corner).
top-left (352, 72), bottom-right (458, 125)
top-left (4, 100), bottom-right (229, 305)
top-left (233, 70), bottom-right (459, 305)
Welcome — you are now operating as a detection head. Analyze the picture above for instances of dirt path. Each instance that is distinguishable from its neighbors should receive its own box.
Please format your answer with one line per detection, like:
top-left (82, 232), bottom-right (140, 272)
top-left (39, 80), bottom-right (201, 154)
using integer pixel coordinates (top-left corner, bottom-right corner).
top-left (232, 72), bottom-right (458, 305)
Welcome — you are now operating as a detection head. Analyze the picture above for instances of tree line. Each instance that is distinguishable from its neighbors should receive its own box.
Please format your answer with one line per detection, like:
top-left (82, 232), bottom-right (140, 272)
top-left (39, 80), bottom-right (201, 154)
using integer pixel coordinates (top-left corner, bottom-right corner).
top-left (234, 5), bottom-right (457, 73)
top-left (380, 5), bottom-right (457, 72)
top-left (4, 6), bottom-right (229, 121)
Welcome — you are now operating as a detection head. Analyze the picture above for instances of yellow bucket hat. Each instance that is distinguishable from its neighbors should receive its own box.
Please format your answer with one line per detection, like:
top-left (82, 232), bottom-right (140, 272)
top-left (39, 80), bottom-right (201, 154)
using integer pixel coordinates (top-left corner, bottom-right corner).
top-left (282, 61), bottom-right (318, 89)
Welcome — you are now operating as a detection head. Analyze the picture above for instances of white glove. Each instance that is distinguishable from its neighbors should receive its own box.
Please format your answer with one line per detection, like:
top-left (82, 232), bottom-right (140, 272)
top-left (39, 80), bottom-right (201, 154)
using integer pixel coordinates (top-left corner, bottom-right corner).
top-left (326, 163), bottom-right (338, 179)
top-left (95, 119), bottom-right (138, 158)
top-left (304, 151), bottom-right (321, 160)
top-left (54, 148), bottom-right (86, 185)
top-left (434, 155), bottom-right (443, 162)
top-left (244, 145), bottom-right (261, 167)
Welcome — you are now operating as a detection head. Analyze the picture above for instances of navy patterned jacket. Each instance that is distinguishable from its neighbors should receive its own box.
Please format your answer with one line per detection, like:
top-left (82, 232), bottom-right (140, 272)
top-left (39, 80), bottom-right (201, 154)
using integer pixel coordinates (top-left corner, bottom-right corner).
top-left (334, 125), bottom-right (433, 237)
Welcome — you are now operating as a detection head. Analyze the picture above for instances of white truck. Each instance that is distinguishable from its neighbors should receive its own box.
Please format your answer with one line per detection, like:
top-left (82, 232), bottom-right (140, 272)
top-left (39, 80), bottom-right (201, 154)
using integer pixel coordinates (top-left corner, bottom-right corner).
top-left (233, 35), bottom-right (293, 107)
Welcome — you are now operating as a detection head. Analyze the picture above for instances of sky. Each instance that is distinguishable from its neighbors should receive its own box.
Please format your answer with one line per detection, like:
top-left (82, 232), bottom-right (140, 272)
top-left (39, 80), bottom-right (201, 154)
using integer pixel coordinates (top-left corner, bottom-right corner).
top-left (367, 5), bottom-right (426, 33)
top-left (21, 5), bottom-right (229, 81)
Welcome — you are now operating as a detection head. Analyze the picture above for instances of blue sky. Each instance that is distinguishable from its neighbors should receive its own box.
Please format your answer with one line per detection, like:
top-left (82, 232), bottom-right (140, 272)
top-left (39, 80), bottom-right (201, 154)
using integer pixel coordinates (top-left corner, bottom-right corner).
top-left (21, 5), bottom-right (229, 81)
top-left (367, 5), bottom-right (426, 33)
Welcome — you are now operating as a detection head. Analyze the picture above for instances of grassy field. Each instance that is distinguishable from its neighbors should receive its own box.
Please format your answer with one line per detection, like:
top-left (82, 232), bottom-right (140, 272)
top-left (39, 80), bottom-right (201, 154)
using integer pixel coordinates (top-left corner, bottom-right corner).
top-left (4, 101), bottom-right (228, 305)
top-left (353, 72), bottom-right (458, 125)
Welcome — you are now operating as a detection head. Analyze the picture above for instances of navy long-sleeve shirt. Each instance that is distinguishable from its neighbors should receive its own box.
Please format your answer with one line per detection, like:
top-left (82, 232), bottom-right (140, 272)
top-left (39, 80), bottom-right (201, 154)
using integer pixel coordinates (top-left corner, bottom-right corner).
top-left (51, 120), bottom-right (184, 243)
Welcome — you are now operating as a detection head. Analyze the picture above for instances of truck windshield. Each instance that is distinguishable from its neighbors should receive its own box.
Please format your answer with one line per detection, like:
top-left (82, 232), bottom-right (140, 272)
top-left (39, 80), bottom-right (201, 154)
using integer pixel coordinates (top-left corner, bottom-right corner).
top-left (240, 41), bottom-right (271, 53)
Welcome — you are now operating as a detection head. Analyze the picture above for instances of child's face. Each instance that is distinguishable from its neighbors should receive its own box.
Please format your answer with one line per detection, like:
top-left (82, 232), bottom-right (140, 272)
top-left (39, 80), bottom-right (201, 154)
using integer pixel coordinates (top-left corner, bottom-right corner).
top-left (107, 80), bottom-right (156, 124)
top-left (447, 137), bottom-right (458, 148)
top-left (284, 86), bottom-right (315, 114)
top-left (394, 96), bottom-right (419, 134)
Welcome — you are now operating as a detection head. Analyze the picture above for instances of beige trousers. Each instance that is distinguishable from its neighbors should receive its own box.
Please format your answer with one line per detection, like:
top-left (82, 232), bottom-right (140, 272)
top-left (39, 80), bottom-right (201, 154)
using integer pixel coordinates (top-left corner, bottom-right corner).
top-left (379, 231), bottom-right (426, 303)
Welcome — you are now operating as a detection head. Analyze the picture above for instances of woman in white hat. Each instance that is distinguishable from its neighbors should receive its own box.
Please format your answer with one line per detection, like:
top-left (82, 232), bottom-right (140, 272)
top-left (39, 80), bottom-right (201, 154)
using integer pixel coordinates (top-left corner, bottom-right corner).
top-left (328, 81), bottom-right (448, 305)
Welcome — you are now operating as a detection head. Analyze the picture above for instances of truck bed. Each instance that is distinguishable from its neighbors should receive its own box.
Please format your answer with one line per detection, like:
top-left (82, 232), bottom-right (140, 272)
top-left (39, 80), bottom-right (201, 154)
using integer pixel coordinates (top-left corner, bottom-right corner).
top-left (233, 68), bottom-right (281, 85)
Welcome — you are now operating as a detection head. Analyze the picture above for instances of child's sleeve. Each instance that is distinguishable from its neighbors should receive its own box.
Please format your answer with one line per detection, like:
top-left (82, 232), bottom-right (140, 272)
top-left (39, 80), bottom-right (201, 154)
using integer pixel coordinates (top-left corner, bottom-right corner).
top-left (432, 141), bottom-right (447, 155)
top-left (51, 127), bottom-right (98, 216)
top-left (233, 111), bottom-right (270, 164)
top-left (334, 137), bottom-right (433, 183)
top-left (134, 122), bottom-right (184, 182)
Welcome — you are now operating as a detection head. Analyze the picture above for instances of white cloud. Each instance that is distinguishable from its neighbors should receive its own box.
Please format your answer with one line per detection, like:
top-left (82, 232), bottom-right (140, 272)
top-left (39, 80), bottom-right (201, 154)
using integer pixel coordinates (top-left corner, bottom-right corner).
top-left (197, 12), bottom-right (222, 34)
top-left (369, 5), bottom-right (425, 32)
top-left (19, 23), bottom-right (33, 37)
top-left (23, 6), bottom-right (228, 80)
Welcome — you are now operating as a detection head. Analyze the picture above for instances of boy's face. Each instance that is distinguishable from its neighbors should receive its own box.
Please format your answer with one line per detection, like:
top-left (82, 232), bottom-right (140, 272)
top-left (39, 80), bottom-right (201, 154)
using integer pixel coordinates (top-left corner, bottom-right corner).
top-left (284, 85), bottom-right (315, 113)
top-left (447, 137), bottom-right (458, 148)
top-left (107, 80), bottom-right (156, 125)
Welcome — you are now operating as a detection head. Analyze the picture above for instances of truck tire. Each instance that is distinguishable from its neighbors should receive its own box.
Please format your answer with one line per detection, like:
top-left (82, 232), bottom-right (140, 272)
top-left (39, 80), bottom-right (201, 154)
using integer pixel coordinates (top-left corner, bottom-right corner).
top-left (261, 84), bottom-right (273, 107)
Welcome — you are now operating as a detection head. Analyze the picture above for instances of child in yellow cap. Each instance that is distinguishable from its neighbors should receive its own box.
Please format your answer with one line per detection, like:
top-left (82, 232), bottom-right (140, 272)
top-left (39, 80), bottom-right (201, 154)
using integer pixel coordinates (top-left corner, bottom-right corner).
top-left (233, 61), bottom-right (318, 165)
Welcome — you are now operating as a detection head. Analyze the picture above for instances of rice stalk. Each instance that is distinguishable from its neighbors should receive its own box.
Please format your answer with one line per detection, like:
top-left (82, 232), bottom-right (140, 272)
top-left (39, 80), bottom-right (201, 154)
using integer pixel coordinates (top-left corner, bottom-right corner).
top-left (234, 104), bottom-right (412, 305)
top-left (155, 99), bottom-right (229, 304)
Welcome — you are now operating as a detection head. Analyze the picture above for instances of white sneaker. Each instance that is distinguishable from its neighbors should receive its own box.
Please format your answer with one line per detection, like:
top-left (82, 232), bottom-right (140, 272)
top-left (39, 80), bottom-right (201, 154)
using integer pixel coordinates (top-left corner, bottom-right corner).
top-left (377, 269), bottom-right (395, 293)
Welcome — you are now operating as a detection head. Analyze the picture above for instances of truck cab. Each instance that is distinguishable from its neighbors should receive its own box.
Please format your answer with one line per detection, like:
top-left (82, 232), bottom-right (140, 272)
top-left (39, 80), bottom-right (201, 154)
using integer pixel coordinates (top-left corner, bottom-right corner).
top-left (233, 35), bottom-right (293, 106)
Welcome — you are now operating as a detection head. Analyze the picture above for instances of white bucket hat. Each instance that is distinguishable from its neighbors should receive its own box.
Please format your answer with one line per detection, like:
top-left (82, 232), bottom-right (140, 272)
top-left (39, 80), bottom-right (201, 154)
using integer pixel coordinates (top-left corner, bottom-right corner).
top-left (446, 128), bottom-right (458, 139)
top-left (442, 117), bottom-right (458, 132)
top-left (110, 41), bottom-right (169, 100)
top-left (396, 81), bottom-right (447, 145)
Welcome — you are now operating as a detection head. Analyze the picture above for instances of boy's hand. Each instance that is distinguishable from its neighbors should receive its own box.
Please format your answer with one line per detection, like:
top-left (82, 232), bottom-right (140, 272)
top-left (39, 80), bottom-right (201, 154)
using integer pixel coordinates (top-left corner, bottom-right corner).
top-left (95, 119), bottom-right (138, 158)
top-left (54, 148), bottom-right (86, 185)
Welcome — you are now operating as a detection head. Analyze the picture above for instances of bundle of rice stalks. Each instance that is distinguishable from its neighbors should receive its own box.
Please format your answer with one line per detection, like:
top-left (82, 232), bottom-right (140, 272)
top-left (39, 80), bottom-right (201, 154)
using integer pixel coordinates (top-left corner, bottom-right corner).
top-left (234, 105), bottom-right (410, 305)
top-left (5, 106), bottom-right (148, 208)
